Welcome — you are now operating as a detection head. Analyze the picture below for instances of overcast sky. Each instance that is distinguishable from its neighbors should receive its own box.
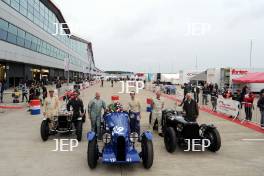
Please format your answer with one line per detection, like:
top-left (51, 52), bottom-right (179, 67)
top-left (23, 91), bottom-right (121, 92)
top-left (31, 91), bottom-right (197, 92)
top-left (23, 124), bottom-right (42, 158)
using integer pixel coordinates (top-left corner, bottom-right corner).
top-left (53, 0), bottom-right (264, 73)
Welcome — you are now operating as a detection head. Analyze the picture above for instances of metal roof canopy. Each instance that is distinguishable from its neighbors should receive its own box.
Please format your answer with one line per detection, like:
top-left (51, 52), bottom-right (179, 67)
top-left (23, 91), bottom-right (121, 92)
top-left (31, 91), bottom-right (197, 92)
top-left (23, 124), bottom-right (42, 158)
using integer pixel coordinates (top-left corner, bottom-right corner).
top-left (190, 71), bottom-right (207, 81)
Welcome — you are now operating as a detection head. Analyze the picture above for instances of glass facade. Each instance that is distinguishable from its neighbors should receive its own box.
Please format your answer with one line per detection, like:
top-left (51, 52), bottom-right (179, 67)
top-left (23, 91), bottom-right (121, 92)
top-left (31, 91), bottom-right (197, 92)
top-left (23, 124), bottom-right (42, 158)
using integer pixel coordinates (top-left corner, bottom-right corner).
top-left (1, 0), bottom-right (89, 63)
top-left (0, 18), bottom-right (86, 68)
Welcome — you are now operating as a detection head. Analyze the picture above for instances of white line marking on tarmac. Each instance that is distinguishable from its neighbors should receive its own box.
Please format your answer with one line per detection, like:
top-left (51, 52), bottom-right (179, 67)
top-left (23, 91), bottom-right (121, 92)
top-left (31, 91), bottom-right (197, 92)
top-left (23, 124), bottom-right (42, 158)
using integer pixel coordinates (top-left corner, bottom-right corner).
top-left (241, 139), bottom-right (264, 141)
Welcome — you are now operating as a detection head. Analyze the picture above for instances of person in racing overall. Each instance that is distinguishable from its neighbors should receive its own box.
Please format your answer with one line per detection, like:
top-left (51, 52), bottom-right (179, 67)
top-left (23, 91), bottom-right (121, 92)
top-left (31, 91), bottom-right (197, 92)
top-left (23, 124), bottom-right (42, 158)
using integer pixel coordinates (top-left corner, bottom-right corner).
top-left (151, 91), bottom-right (165, 137)
top-left (66, 92), bottom-right (84, 126)
top-left (128, 91), bottom-right (141, 135)
top-left (88, 92), bottom-right (106, 139)
top-left (43, 89), bottom-right (59, 128)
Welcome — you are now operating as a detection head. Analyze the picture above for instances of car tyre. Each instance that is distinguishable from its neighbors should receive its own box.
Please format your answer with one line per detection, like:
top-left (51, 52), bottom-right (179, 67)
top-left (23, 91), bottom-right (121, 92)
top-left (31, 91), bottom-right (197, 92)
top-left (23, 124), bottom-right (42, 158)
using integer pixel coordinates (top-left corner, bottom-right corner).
top-left (205, 128), bottom-right (221, 152)
top-left (164, 127), bottom-right (177, 153)
top-left (141, 137), bottom-right (154, 169)
top-left (76, 121), bottom-right (83, 141)
top-left (40, 120), bottom-right (49, 141)
top-left (87, 137), bottom-right (98, 169)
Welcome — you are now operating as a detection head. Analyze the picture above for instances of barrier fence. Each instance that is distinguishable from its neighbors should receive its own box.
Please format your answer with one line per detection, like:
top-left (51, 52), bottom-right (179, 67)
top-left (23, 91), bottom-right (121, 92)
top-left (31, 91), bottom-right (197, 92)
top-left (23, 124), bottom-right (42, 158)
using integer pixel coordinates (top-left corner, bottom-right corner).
top-left (146, 83), bottom-right (263, 127)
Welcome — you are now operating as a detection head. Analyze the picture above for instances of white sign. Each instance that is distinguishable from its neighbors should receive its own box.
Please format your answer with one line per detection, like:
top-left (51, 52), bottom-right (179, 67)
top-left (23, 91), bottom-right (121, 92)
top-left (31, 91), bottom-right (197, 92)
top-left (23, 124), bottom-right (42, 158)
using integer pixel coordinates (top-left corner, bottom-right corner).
top-left (216, 98), bottom-right (240, 117)
top-left (176, 89), bottom-right (184, 101)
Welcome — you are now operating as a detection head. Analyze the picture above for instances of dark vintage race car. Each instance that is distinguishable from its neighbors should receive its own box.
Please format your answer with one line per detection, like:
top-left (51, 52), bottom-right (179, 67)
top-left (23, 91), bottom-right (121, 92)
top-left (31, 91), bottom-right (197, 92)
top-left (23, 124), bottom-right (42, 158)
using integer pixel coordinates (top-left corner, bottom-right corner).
top-left (162, 109), bottom-right (221, 153)
top-left (40, 107), bottom-right (84, 141)
top-left (87, 111), bottom-right (154, 169)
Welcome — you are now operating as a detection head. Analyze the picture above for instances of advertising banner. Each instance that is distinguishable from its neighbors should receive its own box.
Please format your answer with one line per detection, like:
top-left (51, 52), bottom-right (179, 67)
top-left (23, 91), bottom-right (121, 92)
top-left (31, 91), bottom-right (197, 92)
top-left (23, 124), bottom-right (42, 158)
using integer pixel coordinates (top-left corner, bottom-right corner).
top-left (216, 98), bottom-right (240, 117)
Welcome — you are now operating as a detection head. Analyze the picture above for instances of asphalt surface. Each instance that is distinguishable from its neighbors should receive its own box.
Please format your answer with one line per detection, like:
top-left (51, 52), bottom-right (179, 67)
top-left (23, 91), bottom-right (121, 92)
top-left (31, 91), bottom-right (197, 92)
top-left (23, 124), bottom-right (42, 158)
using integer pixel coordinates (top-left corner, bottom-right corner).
top-left (0, 82), bottom-right (264, 176)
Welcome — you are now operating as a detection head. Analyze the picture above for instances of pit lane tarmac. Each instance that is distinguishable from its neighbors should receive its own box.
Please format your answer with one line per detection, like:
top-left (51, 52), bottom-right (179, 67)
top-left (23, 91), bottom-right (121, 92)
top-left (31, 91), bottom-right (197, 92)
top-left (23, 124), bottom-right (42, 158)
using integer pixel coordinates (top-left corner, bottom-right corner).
top-left (0, 82), bottom-right (264, 176)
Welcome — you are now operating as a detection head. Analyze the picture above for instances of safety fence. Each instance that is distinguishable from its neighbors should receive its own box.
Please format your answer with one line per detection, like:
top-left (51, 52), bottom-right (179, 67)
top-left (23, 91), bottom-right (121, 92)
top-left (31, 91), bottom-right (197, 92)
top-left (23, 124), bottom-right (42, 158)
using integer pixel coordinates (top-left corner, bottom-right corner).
top-left (146, 83), bottom-right (263, 126)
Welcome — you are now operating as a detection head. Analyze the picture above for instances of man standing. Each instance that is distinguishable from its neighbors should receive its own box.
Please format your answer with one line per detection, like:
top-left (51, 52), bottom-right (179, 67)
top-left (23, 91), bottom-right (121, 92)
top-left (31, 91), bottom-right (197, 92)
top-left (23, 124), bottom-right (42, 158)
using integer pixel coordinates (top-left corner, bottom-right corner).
top-left (0, 81), bottom-right (4, 103)
top-left (43, 89), bottom-right (59, 123)
top-left (183, 93), bottom-right (199, 122)
top-left (21, 83), bottom-right (28, 102)
top-left (257, 89), bottom-right (264, 129)
top-left (128, 91), bottom-right (141, 135)
top-left (244, 91), bottom-right (254, 121)
top-left (67, 92), bottom-right (84, 126)
top-left (151, 91), bottom-right (164, 137)
top-left (88, 92), bottom-right (106, 139)
top-left (202, 84), bottom-right (209, 105)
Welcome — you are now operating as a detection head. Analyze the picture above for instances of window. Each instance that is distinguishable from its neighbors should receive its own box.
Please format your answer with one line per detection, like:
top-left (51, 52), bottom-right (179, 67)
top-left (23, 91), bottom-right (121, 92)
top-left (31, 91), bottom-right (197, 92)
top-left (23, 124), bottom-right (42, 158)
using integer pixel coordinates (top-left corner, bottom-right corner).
top-left (3, 0), bottom-right (11, 5)
top-left (20, 0), bottom-right (27, 8)
top-left (28, 12), bottom-right (33, 21)
top-left (0, 19), bottom-right (9, 31)
top-left (17, 35), bottom-right (25, 47)
top-left (31, 36), bottom-right (37, 51)
top-left (7, 32), bottom-right (17, 44)
top-left (27, 4), bottom-right (33, 14)
top-left (20, 6), bottom-right (27, 16)
top-left (25, 32), bottom-right (32, 49)
top-left (8, 24), bottom-right (17, 35)
top-left (17, 28), bottom-right (25, 38)
top-left (10, 0), bottom-right (19, 11)
top-left (0, 27), bottom-right (7, 40)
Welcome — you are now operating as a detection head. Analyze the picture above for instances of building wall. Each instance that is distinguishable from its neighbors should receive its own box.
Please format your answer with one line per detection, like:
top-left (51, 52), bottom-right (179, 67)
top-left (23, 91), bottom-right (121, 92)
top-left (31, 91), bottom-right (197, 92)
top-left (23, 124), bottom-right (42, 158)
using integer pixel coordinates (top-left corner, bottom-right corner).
top-left (0, 0), bottom-right (93, 73)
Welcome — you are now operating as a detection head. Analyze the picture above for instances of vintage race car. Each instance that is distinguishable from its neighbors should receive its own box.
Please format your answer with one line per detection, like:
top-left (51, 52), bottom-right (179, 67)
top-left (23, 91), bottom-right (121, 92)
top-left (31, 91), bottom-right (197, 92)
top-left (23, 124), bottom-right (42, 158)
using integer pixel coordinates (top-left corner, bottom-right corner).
top-left (162, 109), bottom-right (221, 153)
top-left (40, 106), bottom-right (84, 141)
top-left (87, 111), bottom-right (154, 169)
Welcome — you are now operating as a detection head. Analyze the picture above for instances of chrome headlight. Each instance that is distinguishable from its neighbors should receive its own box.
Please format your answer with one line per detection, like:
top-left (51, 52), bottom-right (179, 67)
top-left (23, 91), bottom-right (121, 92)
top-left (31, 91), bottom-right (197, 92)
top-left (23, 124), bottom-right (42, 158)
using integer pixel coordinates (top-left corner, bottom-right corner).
top-left (176, 123), bottom-right (183, 132)
top-left (130, 132), bottom-right (139, 143)
top-left (102, 133), bottom-right (111, 144)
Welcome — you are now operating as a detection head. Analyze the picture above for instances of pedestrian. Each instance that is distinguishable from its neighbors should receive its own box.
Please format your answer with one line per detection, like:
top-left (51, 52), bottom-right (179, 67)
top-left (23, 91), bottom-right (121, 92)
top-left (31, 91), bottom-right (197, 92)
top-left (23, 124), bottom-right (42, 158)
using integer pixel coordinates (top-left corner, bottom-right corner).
top-left (151, 91), bottom-right (165, 137)
top-left (183, 93), bottom-right (199, 122)
top-left (42, 85), bottom-right (47, 101)
top-left (180, 83), bottom-right (190, 106)
top-left (35, 84), bottom-right (41, 99)
top-left (244, 91), bottom-right (255, 121)
top-left (21, 83), bottom-right (28, 102)
top-left (211, 88), bottom-right (218, 111)
top-left (128, 91), bottom-right (141, 135)
top-left (56, 80), bottom-right (62, 96)
top-left (43, 88), bottom-right (59, 127)
top-left (29, 84), bottom-right (35, 102)
top-left (0, 81), bottom-right (4, 103)
top-left (111, 79), bottom-right (114, 87)
top-left (257, 89), bottom-right (264, 129)
top-left (88, 92), bottom-right (106, 140)
top-left (67, 91), bottom-right (84, 125)
top-left (101, 78), bottom-right (104, 87)
top-left (202, 84), bottom-right (209, 105)
top-left (193, 85), bottom-right (200, 103)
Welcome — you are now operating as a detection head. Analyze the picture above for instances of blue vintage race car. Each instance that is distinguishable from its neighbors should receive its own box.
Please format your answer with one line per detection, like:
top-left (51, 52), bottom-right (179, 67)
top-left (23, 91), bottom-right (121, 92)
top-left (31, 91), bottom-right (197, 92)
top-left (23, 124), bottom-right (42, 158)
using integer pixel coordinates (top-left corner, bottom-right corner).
top-left (87, 111), bottom-right (154, 169)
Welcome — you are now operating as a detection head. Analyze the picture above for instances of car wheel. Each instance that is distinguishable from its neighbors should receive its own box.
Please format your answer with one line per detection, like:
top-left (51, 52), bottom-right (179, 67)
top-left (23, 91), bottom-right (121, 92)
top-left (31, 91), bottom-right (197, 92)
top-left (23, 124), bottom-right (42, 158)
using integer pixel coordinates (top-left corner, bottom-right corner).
top-left (40, 120), bottom-right (49, 141)
top-left (76, 121), bottom-right (83, 141)
top-left (164, 127), bottom-right (177, 153)
top-left (141, 137), bottom-right (154, 169)
top-left (87, 137), bottom-right (98, 169)
top-left (205, 128), bottom-right (221, 152)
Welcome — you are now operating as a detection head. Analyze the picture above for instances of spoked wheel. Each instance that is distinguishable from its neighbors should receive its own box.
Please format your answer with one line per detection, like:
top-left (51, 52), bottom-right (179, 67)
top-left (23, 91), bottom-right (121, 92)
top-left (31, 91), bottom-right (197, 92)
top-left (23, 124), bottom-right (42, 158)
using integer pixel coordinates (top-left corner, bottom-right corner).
top-left (76, 121), bottom-right (83, 141)
top-left (141, 136), bottom-right (154, 169)
top-left (164, 127), bottom-right (177, 153)
top-left (204, 128), bottom-right (221, 152)
top-left (40, 120), bottom-right (49, 141)
top-left (87, 137), bottom-right (98, 169)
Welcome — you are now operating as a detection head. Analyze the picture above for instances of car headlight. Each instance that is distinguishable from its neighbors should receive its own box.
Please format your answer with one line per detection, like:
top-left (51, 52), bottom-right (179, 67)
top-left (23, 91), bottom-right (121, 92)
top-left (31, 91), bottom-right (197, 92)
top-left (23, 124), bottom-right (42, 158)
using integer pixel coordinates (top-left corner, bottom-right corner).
top-left (102, 133), bottom-right (111, 144)
top-left (130, 132), bottom-right (138, 143)
top-left (176, 123), bottom-right (183, 132)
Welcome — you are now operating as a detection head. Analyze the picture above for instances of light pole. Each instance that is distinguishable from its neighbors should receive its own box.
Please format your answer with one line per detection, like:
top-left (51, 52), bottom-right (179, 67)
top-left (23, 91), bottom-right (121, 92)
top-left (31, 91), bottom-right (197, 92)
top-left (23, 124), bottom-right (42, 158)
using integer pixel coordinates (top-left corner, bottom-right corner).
top-left (249, 39), bottom-right (253, 69)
